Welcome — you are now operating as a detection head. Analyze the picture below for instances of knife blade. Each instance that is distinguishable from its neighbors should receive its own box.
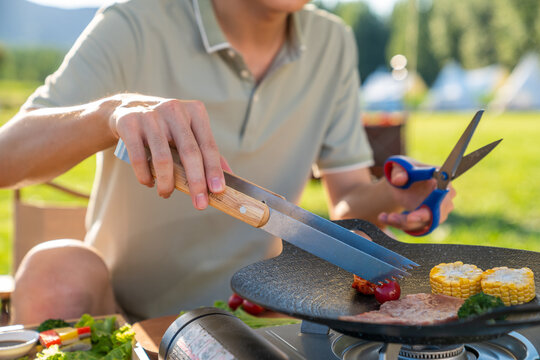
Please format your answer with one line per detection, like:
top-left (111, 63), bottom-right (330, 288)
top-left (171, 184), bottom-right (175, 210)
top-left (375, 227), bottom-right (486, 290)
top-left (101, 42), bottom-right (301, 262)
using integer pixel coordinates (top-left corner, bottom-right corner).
top-left (224, 173), bottom-right (419, 272)
top-left (114, 140), bottom-right (418, 283)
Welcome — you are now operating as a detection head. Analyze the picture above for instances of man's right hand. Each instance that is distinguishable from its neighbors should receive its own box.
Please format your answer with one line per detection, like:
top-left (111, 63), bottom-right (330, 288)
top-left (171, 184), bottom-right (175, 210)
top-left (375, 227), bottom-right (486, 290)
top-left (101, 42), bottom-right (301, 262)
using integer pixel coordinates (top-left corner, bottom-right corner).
top-left (107, 94), bottom-right (227, 210)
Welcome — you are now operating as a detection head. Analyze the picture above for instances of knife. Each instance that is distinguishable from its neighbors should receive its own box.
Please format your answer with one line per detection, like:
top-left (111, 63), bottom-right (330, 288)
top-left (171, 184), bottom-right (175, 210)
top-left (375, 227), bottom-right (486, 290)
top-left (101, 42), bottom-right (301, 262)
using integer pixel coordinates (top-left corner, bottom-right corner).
top-left (114, 140), bottom-right (418, 283)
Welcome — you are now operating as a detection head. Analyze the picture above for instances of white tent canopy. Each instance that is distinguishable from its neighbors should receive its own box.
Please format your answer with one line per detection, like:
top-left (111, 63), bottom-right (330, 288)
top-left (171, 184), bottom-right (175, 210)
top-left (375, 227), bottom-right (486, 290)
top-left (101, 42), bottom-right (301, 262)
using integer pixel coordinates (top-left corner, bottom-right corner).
top-left (466, 64), bottom-right (506, 102)
top-left (490, 53), bottom-right (540, 111)
top-left (360, 68), bottom-right (406, 112)
top-left (422, 61), bottom-right (479, 111)
top-left (360, 68), bottom-right (426, 112)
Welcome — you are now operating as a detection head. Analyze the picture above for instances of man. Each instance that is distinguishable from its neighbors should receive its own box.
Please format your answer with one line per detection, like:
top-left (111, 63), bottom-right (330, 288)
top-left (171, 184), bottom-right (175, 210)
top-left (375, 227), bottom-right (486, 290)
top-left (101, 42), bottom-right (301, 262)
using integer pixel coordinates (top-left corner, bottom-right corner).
top-left (0, 0), bottom-right (454, 323)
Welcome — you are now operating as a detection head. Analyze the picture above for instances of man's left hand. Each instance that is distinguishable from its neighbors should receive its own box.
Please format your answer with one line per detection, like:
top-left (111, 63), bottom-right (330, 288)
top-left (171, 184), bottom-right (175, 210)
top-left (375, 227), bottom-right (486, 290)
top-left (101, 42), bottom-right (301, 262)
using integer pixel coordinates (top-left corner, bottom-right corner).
top-left (378, 162), bottom-right (456, 233)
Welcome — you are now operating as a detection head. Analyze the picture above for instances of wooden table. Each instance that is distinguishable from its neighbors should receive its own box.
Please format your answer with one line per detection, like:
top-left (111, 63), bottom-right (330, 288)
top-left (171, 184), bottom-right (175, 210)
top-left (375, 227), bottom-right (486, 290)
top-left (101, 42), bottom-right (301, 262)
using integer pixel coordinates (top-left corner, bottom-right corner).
top-left (133, 315), bottom-right (176, 360)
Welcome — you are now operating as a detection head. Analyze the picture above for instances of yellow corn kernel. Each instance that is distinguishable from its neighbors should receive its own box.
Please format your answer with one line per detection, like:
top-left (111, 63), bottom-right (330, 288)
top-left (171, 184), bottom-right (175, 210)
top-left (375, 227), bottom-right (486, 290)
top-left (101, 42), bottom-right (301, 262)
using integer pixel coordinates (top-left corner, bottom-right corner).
top-left (430, 261), bottom-right (483, 299)
top-left (481, 267), bottom-right (535, 306)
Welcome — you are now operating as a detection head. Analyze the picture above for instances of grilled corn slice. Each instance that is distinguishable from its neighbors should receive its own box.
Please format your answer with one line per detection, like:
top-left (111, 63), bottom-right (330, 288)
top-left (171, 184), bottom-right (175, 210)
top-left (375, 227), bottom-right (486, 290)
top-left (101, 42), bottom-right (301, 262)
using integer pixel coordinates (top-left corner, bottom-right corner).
top-left (481, 267), bottom-right (535, 306)
top-left (430, 261), bottom-right (483, 299)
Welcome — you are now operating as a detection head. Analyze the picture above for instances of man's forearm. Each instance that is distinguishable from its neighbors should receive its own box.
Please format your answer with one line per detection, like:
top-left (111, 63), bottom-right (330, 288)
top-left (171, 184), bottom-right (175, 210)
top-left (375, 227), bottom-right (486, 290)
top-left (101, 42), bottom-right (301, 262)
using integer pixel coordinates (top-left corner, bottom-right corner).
top-left (326, 178), bottom-right (401, 228)
top-left (0, 99), bottom-right (119, 189)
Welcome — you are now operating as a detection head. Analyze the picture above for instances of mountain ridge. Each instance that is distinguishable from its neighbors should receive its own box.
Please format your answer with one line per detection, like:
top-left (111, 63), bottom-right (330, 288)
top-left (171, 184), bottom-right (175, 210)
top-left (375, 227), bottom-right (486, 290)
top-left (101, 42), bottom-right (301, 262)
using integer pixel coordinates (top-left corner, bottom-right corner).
top-left (0, 0), bottom-right (98, 49)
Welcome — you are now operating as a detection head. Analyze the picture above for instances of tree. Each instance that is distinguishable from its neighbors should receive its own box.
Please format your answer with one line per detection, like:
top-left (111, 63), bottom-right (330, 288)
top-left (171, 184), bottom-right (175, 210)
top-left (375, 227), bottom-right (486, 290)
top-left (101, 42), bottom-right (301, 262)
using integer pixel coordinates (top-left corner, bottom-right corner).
top-left (0, 47), bottom-right (65, 82)
top-left (513, 0), bottom-right (540, 52)
top-left (387, 0), bottom-right (440, 85)
top-left (0, 44), bottom-right (5, 63)
top-left (0, 42), bottom-right (7, 75)
top-left (428, 0), bottom-right (527, 69)
top-left (332, 2), bottom-right (389, 81)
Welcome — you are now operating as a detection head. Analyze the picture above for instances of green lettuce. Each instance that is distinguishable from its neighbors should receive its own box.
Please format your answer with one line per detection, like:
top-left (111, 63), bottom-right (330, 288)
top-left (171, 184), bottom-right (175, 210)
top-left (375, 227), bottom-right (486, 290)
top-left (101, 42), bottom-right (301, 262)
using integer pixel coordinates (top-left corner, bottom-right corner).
top-left (64, 352), bottom-right (100, 360)
top-left (102, 342), bottom-right (132, 360)
top-left (74, 314), bottom-right (95, 328)
top-left (212, 300), bottom-right (301, 329)
top-left (35, 314), bottom-right (133, 360)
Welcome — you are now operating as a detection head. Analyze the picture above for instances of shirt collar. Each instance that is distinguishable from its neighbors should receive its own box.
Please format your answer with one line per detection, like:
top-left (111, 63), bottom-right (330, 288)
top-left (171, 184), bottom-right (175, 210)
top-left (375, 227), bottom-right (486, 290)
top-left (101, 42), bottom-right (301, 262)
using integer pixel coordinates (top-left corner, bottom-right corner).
top-left (193, 0), bottom-right (230, 53)
top-left (289, 11), bottom-right (306, 58)
top-left (193, 0), bottom-right (306, 56)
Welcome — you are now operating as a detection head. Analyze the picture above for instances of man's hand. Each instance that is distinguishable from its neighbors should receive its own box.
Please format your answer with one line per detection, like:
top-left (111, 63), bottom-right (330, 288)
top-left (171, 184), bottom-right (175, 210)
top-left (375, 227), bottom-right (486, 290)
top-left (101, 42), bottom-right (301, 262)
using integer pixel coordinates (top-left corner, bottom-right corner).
top-left (378, 163), bottom-right (456, 233)
top-left (108, 94), bottom-right (228, 210)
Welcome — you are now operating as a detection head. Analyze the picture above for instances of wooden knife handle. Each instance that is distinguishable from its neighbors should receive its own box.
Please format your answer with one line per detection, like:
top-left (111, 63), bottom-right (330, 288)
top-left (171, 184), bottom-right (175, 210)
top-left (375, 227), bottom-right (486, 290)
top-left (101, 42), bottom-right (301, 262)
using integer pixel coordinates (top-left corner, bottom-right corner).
top-left (150, 162), bottom-right (270, 228)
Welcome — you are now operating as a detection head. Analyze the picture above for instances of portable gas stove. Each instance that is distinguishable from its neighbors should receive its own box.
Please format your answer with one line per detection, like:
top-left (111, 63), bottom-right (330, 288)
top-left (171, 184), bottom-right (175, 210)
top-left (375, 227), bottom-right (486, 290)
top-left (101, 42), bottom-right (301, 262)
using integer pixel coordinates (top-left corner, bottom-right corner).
top-left (255, 321), bottom-right (540, 360)
top-left (159, 219), bottom-right (540, 360)
top-left (158, 310), bottom-right (540, 360)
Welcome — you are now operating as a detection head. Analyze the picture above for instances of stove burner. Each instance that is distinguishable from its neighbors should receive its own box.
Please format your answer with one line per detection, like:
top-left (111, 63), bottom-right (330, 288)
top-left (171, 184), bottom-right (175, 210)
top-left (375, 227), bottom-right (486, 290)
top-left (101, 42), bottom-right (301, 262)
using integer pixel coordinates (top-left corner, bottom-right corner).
top-left (332, 331), bottom-right (540, 360)
top-left (398, 344), bottom-right (466, 359)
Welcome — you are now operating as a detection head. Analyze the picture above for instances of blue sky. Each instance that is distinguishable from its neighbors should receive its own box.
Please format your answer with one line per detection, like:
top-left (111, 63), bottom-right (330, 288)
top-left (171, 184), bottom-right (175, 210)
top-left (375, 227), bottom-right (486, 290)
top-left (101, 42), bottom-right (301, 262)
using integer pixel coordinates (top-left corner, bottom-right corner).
top-left (28, 0), bottom-right (399, 17)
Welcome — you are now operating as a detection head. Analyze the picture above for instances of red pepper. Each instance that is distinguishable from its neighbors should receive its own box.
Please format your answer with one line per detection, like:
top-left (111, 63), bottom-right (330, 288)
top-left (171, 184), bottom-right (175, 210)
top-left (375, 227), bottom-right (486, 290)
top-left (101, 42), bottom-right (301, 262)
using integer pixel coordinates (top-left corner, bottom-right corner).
top-left (352, 275), bottom-right (377, 295)
top-left (39, 330), bottom-right (61, 348)
top-left (76, 326), bottom-right (91, 338)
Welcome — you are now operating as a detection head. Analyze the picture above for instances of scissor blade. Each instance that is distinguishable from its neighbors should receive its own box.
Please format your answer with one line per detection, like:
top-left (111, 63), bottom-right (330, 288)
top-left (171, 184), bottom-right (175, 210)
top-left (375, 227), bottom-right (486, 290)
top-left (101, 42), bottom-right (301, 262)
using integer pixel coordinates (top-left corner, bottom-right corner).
top-left (437, 110), bottom-right (484, 188)
top-left (452, 139), bottom-right (502, 181)
top-left (260, 208), bottom-right (410, 283)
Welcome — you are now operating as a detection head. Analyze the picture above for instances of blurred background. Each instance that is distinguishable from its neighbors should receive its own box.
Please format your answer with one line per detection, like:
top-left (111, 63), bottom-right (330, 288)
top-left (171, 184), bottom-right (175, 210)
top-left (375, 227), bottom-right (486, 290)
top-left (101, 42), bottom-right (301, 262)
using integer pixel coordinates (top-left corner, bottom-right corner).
top-left (1, 0), bottom-right (540, 274)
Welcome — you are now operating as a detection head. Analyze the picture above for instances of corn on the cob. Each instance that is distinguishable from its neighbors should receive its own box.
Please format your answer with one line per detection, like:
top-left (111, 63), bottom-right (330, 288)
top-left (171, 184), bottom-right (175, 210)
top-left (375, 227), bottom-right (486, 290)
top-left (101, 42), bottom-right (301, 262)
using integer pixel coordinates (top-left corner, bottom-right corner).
top-left (430, 261), bottom-right (483, 299)
top-left (481, 267), bottom-right (535, 306)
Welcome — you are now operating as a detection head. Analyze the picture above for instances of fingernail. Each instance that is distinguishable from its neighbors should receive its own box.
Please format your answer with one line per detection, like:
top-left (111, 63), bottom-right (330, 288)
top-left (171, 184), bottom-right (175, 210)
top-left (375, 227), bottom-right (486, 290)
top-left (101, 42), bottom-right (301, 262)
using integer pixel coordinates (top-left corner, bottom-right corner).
top-left (409, 215), bottom-right (421, 222)
top-left (196, 193), bottom-right (207, 209)
top-left (211, 177), bottom-right (224, 192)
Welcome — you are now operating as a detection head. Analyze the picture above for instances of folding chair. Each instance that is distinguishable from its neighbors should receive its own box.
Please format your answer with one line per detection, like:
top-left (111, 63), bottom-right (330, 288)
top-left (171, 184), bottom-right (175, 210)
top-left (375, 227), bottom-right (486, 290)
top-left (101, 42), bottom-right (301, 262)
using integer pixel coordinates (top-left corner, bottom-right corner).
top-left (0, 181), bottom-right (89, 325)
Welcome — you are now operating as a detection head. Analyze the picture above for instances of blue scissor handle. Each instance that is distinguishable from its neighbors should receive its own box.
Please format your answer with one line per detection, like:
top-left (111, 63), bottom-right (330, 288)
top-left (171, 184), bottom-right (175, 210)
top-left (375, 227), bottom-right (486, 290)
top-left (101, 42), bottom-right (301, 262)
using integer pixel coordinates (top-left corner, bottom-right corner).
top-left (384, 155), bottom-right (446, 236)
top-left (384, 155), bottom-right (435, 189)
top-left (405, 188), bottom-right (449, 236)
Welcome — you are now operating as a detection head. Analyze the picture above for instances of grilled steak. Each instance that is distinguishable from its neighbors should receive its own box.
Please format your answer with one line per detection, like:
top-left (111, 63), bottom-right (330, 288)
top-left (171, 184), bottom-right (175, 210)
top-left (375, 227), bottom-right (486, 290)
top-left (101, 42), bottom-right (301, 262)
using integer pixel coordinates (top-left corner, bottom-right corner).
top-left (340, 293), bottom-right (464, 325)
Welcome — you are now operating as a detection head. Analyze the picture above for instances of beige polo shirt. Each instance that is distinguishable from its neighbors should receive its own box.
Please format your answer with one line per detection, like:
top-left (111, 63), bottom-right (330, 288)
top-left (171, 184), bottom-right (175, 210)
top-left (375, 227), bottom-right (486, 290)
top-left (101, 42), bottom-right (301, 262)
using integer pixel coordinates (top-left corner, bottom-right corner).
top-left (23, 0), bottom-right (373, 320)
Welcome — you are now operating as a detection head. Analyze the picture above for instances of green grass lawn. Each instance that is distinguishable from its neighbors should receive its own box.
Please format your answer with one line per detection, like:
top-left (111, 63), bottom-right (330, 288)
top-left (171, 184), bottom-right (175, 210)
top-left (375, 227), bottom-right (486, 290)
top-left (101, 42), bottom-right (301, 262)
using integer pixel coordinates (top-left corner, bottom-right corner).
top-left (301, 111), bottom-right (540, 252)
top-left (405, 112), bottom-right (540, 251)
top-left (0, 80), bottom-right (94, 273)
top-left (1, 79), bottom-right (540, 274)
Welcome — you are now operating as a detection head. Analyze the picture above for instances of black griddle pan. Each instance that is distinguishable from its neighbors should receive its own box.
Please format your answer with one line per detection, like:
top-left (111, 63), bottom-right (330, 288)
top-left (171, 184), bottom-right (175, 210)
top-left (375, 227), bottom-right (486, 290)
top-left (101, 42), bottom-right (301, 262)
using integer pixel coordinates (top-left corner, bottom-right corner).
top-left (231, 219), bottom-right (540, 345)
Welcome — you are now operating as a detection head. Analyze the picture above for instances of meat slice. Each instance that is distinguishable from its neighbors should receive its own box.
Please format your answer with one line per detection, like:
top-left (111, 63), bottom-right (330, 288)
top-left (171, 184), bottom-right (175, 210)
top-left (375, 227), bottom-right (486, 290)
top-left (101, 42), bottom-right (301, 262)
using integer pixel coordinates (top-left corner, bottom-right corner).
top-left (340, 293), bottom-right (464, 326)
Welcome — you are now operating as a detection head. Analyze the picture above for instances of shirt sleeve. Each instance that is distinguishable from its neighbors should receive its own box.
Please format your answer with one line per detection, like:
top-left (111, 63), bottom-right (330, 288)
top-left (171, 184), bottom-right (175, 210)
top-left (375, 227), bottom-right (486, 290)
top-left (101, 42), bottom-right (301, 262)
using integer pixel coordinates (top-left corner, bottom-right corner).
top-left (22, 4), bottom-right (138, 110)
top-left (314, 26), bottom-right (373, 175)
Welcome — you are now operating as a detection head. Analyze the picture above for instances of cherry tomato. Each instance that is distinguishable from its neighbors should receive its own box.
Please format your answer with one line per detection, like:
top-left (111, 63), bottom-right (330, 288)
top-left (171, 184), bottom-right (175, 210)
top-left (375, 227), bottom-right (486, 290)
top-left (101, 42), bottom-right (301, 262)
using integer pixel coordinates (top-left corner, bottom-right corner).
top-left (374, 281), bottom-right (401, 304)
top-left (241, 300), bottom-right (265, 315)
top-left (227, 293), bottom-right (244, 310)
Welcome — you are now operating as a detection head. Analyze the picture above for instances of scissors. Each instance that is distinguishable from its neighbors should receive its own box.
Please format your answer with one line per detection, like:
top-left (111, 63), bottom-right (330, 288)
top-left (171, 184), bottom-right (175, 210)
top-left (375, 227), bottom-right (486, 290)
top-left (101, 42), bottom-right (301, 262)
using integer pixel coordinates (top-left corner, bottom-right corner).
top-left (383, 110), bottom-right (502, 236)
